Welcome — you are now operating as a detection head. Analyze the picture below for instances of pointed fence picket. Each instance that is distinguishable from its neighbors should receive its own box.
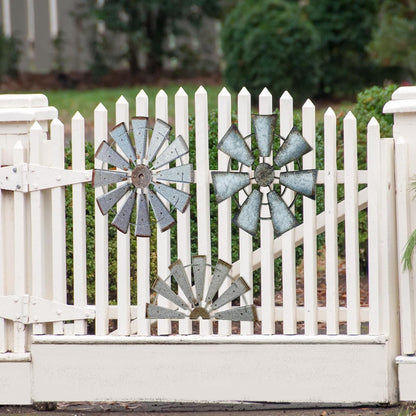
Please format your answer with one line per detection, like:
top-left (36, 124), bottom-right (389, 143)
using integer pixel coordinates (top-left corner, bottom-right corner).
top-left (0, 148), bottom-right (5, 352)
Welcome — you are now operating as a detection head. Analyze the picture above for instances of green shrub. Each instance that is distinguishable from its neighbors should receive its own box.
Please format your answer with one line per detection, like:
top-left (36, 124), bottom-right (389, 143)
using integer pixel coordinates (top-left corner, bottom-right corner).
top-left (221, 0), bottom-right (322, 104)
top-left (0, 30), bottom-right (20, 80)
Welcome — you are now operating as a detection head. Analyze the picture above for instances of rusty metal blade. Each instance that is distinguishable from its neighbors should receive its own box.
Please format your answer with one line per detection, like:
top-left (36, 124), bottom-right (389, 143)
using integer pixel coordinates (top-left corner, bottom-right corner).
top-left (205, 260), bottom-right (232, 304)
top-left (211, 171), bottom-right (250, 203)
top-left (192, 255), bottom-right (206, 303)
top-left (146, 303), bottom-right (187, 320)
top-left (218, 124), bottom-right (255, 167)
top-left (95, 140), bottom-right (130, 170)
top-left (135, 193), bottom-right (151, 237)
top-left (109, 122), bottom-right (137, 164)
top-left (232, 189), bottom-right (262, 236)
top-left (96, 182), bottom-right (131, 215)
top-left (154, 164), bottom-right (194, 184)
top-left (148, 190), bottom-right (175, 232)
top-left (252, 114), bottom-right (277, 157)
top-left (92, 169), bottom-right (128, 188)
top-left (211, 277), bottom-right (250, 310)
top-left (153, 182), bottom-right (190, 213)
top-left (267, 190), bottom-right (299, 237)
top-left (111, 189), bottom-right (136, 233)
top-left (152, 277), bottom-right (190, 311)
top-left (214, 305), bottom-right (257, 321)
top-left (169, 259), bottom-right (196, 306)
top-left (131, 116), bottom-right (148, 160)
top-left (274, 126), bottom-right (313, 168)
top-left (279, 169), bottom-right (317, 199)
top-left (147, 119), bottom-right (171, 163)
top-left (152, 135), bottom-right (188, 170)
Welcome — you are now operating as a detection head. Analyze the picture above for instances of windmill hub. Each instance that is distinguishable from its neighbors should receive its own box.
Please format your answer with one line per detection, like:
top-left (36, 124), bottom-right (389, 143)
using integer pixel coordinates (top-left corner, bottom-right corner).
top-left (254, 163), bottom-right (275, 187)
top-left (131, 164), bottom-right (152, 189)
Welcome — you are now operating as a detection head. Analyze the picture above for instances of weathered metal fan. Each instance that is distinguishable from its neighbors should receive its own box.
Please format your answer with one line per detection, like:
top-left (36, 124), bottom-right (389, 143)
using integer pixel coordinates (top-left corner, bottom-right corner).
top-left (211, 114), bottom-right (317, 237)
top-left (146, 256), bottom-right (257, 322)
top-left (92, 117), bottom-right (193, 237)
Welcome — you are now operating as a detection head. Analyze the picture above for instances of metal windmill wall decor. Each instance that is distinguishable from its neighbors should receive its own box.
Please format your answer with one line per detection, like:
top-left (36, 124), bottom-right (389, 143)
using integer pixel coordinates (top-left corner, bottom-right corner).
top-left (92, 117), bottom-right (193, 237)
top-left (212, 115), bottom-right (317, 237)
top-left (146, 256), bottom-right (257, 322)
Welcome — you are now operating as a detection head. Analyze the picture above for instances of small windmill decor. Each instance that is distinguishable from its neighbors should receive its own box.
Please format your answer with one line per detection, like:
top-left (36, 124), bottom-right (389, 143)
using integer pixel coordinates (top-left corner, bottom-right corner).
top-left (146, 256), bottom-right (257, 322)
top-left (92, 118), bottom-right (193, 237)
top-left (211, 114), bottom-right (317, 237)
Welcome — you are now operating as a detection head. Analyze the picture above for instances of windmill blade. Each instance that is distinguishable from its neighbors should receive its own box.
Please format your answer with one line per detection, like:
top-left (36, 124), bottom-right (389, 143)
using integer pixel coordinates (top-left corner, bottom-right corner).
top-left (154, 164), bottom-right (194, 184)
top-left (147, 119), bottom-right (171, 163)
top-left (131, 116), bottom-right (148, 160)
top-left (152, 135), bottom-right (189, 170)
top-left (267, 190), bottom-right (299, 237)
top-left (279, 169), bottom-right (318, 199)
top-left (135, 193), bottom-right (151, 237)
top-left (252, 114), bottom-right (277, 158)
top-left (218, 124), bottom-right (255, 167)
top-left (153, 183), bottom-right (190, 213)
top-left (232, 189), bottom-right (262, 236)
top-left (146, 303), bottom-right (187, 320)
top-left (111, 189), bottom-right (136, 233)
top-left (274, 126), bottom-right (313, 168)
top-left (211, 171), bottom-right (250, 203)
top-left (92, 169), bottom-right (128, 188)
top-left (109, 122), bottom-right (137, 164)
top-left (211, 277), bottom-right (250, 311)
top-left (96, 182), bottom-right (131, 215)
top-left (148, 190), bottom-right (176, 232)
top-left (152, 277), bottom-right (190, 311)
top-left (205, 260), bottom-right (232, 304)
top-left (169, 259), bottom-right (196, 306)
top-left (192, 255), bottom-right (206, 303)
top-left (95, 141), bottom-right (130, 170)
top-left (214, 305), bottom-right (257, 322)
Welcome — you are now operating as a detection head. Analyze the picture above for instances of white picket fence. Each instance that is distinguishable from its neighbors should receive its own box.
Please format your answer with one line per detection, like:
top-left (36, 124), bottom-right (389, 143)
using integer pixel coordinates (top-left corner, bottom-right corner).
top-left (1, 86), bottom-right (416, 404)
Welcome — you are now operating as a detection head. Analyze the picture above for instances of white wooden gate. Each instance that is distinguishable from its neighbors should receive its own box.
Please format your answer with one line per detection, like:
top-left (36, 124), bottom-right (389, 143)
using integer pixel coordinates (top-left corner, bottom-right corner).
top-left (0, 86), bottom-right (414, 405)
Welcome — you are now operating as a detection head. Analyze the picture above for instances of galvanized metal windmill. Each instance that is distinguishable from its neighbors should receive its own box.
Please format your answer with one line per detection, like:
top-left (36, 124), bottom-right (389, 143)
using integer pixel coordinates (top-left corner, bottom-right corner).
top-left (212, 114), bottom-right (317, 236)
top-left (92, 118), bottom-right (193, 237)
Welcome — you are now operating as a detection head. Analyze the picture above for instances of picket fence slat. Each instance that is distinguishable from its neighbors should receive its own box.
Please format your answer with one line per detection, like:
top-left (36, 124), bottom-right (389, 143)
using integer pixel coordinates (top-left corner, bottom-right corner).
top-left (51, 119), bottom-right (66, 335)
top-left (280, 91), bottom-right (297, 335)
top-left (238, 87), bottom-right (254, 336)
top-left (135, 90), bottom-right (151, 337)
top-left (344, 112), bottom-right (360, 335)
top-left (72, 112), bottom-right (88, 335)
top-left (116, 96), bottom-right (131, 336)
top-left (0, 147), bottom-right (5, 352)
top-left (94, 103), bottom-right (109, 336)
top-left (324, 107), bottom-right (339, 335)
top-left (302, 99), bottom-right (317, 336)
top-left (217, 87), bottom-right (232, 336)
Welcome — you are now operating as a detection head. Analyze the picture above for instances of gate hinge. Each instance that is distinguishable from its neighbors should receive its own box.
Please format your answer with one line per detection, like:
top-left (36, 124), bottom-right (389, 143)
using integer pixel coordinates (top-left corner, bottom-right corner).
top-left (0, 163), bottom-right (92, 192)
top-left (0, 295), bottom-right (95, 324)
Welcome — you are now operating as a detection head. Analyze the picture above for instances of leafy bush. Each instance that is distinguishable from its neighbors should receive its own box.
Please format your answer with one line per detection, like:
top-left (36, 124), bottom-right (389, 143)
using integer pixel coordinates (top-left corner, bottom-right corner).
top-left (221, 0), bottom-right (322, 104)
top-left (0, 30), bottom-right (20, 80)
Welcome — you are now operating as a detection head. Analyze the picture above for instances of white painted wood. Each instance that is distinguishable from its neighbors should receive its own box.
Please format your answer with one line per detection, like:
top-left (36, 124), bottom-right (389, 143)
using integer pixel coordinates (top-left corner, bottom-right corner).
top-left (0, 148), bottom-right (5, 352)
top-left (2, 0), bottom-right (11, 37)
top-left (195, 86), bottom-right (212, 336)
top-left (302, 99), bottom-right (317, 336)
top-left (397, 357), bottom-right (416, 400)
top-left (175, 87), bottom-right (192, 335)
top-left (259, 88), bottom-right (274, 335)
top-left (135, 90), bottom-right (151, 336)
top-left (155, 89), bottom-right (172, 336)
top-left (13, 141), bottom-right (27, 352)
top-left (343, 112), bottom-right (360, 334)
top-left (94, 103), bottom-right (109, 336)
top-left (217, 87), bottom-right (232, 336)
top-left (0, 361), bottom-right (31, 404)
top-left (367, 117), bottom-right (382, 336)
top-left (50, 118), bottom-right (66, 335)
top-left (238, 87), bottom-right (254, 336)
top-left (48, 0), bottom-right (58, 39)
top-left (72, 112), bottom-right (87, 335)
top-left (115, 96), bottom-right (131, 336)
top-left (29, 122), bottom-right (46, 335)
top-left (324, 107), bottom-right (339, 334)
top-left (280, 91), bottom-right (296, 335)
